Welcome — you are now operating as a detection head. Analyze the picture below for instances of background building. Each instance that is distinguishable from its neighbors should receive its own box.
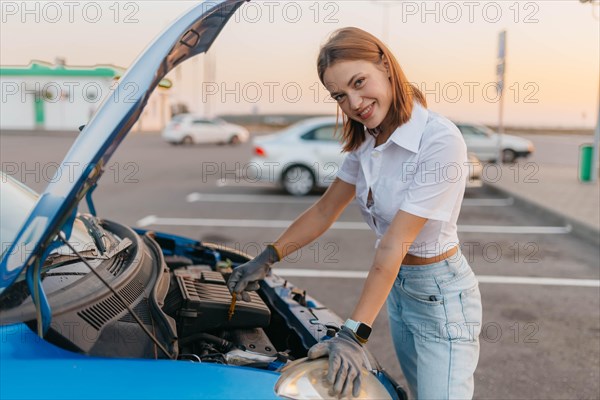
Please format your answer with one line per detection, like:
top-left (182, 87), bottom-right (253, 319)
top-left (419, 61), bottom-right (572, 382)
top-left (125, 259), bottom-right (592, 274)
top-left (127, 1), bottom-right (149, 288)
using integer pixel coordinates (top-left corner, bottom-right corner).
top-left (0, 59), bottom-right (171, 133)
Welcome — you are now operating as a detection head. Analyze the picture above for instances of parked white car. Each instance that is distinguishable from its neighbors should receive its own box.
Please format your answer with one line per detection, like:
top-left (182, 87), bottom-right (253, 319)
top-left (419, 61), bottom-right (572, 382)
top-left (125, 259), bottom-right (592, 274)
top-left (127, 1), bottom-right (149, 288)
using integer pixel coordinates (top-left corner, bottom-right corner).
top-left (249, 117), bottom-right (483, 196)
top-left (162, 114), bottom-right (249, 145)
top-left (454, 123), bottom-right (534, 163)
top-left (249, 117), bottom-right (341, 195)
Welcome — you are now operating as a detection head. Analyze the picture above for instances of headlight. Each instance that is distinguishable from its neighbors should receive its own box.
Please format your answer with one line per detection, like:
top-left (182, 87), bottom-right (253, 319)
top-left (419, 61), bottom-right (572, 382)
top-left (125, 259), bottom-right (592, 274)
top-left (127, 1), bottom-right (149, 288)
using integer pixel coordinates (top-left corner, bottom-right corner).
top-left (275, 358), bottom-right (392, 400)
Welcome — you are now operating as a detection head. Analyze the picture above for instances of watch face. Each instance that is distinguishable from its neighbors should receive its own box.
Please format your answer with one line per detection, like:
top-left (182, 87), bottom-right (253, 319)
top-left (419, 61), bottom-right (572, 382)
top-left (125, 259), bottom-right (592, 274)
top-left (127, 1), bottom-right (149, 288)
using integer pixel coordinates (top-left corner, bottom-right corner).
top-left (356, 323), bottom-right (372, 339)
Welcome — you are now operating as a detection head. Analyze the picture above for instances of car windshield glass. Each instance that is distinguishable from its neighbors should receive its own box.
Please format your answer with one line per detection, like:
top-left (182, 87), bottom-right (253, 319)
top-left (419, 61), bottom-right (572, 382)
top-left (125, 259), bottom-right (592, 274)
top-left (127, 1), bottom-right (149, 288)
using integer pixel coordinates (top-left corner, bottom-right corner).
top-left (0, 173), bottom-right (96, 262)
top-left (0, 173), bottom-right (39, 259)
top-left (282, 119), bottom-right (333, 137)
top-left (476, 125), bottom-right (494, 137)
top-left (313, 125), bottom-right (338, 141)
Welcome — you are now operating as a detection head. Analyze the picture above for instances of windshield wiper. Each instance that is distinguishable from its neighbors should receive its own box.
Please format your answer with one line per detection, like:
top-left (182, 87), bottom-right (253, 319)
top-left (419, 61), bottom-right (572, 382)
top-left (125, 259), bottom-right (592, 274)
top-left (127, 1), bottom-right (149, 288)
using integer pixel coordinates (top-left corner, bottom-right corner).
top-left (79, 215), bottom-right (107, 254)
top-left (45, 237), bottom-right (132, 268)
top-left (44, 215), bottom-right (132, 269)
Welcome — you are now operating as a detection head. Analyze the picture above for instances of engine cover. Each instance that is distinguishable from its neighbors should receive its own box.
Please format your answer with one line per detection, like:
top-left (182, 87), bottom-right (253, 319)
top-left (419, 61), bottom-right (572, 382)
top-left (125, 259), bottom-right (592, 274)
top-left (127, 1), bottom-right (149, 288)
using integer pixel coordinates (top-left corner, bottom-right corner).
top-left (168, 271), bottom-right (271, 338)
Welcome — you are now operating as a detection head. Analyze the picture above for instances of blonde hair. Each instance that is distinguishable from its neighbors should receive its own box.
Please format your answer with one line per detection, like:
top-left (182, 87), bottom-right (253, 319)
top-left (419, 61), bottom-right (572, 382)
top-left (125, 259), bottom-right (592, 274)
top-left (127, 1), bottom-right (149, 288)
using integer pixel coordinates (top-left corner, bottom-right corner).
top-left (317, 27), bottom-right (427, 152)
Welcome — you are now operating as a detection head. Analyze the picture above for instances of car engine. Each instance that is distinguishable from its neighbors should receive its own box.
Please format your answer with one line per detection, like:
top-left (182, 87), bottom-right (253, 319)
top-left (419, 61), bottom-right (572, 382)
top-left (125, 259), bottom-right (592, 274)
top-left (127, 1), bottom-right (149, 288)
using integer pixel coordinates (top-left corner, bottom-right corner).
top-left (0, 218), bottom-right (302, 369)
top-left (163, 265), bottom-right (280, 366)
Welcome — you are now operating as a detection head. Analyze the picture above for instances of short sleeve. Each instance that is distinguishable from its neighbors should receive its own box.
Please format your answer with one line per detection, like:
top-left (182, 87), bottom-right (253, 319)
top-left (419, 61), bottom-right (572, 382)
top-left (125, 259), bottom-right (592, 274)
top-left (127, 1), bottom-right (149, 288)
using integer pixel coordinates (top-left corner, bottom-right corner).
top-left (399, 129), bottom-right (468, 222)
top-left (336, 151), bottom-right (360, 185)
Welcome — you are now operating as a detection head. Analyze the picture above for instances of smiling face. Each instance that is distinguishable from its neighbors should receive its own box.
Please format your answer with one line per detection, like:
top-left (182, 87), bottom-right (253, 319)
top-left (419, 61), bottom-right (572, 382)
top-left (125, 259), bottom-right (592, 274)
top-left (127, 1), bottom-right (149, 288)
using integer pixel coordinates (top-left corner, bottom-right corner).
top-left (323, 59), bottom-right (393, 130)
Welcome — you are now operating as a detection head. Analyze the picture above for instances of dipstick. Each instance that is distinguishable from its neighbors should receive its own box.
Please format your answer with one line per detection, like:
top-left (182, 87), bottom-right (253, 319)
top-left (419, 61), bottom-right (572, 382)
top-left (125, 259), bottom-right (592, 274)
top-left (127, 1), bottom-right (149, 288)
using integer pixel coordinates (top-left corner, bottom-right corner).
top-left (228, 292), bottom-right (237, 321)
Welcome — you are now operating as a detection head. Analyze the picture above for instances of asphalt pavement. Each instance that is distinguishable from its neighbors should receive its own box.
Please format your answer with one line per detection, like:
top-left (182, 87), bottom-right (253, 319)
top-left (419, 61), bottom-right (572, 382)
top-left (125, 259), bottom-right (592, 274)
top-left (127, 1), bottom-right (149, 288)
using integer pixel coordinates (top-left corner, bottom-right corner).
top-left (485, 133), bottom-right (600, 247)
top-left (1, 131), bottom-right (599, 399)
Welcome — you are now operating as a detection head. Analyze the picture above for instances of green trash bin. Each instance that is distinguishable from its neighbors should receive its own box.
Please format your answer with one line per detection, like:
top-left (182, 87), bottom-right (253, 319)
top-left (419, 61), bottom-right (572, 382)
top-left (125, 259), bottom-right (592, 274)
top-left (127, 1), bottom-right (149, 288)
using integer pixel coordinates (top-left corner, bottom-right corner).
top-left (579, 144), bottom-right (594, 182)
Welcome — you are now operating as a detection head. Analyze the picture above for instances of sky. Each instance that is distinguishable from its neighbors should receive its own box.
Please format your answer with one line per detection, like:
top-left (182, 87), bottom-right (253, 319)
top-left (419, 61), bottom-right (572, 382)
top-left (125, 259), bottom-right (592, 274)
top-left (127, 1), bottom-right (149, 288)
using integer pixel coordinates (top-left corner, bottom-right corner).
top-left (1, 0), bottom-right (599, 128)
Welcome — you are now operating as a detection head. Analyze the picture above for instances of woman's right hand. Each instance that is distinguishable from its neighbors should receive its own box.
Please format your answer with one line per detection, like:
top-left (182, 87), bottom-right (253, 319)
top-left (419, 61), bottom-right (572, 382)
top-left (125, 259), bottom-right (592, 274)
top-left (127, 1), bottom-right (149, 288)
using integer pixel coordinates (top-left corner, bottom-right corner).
top-left (226, 244), bottom-right (280, 302)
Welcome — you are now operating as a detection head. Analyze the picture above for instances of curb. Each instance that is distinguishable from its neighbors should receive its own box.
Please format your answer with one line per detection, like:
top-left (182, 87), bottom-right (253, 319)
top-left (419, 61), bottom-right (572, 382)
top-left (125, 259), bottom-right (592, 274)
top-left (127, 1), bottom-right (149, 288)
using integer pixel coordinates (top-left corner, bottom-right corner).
top-left (0, 129), bottom-right (161, 137)
top-left (0, 129), bottom-right (78, 137)
top-left (482, 182), bottom-right (600, 247)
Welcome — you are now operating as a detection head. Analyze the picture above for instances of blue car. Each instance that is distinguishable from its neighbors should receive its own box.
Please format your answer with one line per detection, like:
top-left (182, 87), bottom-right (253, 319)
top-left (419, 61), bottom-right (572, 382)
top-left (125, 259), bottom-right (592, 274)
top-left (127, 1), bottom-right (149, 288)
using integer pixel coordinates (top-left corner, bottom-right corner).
top-left (0, 1), bottom-right (406, 398)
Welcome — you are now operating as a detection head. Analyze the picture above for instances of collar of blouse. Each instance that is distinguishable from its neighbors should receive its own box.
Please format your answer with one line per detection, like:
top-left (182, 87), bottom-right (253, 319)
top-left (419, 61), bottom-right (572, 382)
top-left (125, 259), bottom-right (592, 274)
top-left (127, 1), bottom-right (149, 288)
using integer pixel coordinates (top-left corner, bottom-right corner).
top-left (363, 102), bottom-right (429, 153)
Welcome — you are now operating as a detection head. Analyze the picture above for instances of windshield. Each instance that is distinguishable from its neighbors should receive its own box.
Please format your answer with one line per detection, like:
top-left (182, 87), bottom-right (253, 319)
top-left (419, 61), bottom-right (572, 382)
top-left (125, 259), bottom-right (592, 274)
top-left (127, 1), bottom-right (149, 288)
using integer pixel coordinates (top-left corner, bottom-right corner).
top-left (0, 173), bottom-right (38, 258)
top-left (171, 114), bottom-right (187, 122)
top-left (271, 119), bottom-right (328, 138)
top-left (476, 125), bottom-right (495, 137)
top-left (0, 173), bottom-right (96, 262)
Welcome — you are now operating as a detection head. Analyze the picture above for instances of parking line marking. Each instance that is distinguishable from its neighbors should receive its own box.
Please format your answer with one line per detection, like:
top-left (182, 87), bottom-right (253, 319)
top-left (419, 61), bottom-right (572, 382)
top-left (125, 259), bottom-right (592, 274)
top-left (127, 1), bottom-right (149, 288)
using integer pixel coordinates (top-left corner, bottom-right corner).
top-left (186, 192), bottom-right (317, 204)
top-left (137, 217), bottom-right (367, 230)
top-left (136, 216), bottom-right (571, 234)
top-left (462, 198), bottom-right (514, 206)
top-left (186, 193), bottom-right (513, 207)
top-left (137, 215), bottom-right (158, 227)
top-left (277, 269), bottom-right (367, 279)
top-left (458, 225), bottom-right (571, 234)
top-left (475, 275), bottom-right (599, 287)
top-left (275, 269), bottom-right (600, 287)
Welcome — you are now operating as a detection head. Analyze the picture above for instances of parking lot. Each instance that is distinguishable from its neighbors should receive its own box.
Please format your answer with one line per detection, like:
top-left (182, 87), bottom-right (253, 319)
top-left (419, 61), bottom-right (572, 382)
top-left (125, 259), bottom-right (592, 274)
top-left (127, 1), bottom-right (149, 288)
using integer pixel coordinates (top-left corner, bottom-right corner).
top-left (1, 132), bottom-right (599, 399)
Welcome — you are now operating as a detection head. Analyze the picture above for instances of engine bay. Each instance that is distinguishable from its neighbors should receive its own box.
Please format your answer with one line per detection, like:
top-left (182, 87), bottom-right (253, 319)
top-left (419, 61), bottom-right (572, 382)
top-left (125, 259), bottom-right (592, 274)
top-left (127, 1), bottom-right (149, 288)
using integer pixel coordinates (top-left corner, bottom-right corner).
top-left (0, 216), bottom-right (345, 371)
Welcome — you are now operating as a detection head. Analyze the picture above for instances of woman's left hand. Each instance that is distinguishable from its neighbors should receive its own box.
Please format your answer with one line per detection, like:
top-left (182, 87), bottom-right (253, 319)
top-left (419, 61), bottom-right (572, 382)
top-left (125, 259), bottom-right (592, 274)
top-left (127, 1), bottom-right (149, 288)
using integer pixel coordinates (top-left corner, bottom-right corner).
top-left (307, 326), bottom-right (368, 398)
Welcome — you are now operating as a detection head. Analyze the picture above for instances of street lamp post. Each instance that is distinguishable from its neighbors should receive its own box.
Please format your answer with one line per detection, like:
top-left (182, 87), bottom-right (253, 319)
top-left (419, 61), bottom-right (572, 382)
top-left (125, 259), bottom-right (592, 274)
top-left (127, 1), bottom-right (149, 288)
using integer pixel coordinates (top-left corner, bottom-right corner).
top-left (496, 30), bottom-right (507, 165)
top-left (370, 1), bottom-right (397, 44)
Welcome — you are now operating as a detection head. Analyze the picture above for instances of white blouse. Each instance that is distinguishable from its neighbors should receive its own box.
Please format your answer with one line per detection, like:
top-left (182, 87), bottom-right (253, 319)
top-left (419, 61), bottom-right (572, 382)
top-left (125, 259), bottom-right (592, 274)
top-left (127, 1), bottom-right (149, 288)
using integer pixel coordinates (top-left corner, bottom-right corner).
top-left (336, 102), bottom-right (468, 258)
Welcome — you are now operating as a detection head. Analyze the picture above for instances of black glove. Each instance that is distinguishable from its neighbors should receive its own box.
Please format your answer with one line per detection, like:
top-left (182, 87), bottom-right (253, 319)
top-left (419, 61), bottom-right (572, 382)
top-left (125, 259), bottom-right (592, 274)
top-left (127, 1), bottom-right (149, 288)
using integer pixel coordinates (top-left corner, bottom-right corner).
top-left (307, 326), bottom-right (368, 398)
top-left (226, 244), bottom-right (280, 302)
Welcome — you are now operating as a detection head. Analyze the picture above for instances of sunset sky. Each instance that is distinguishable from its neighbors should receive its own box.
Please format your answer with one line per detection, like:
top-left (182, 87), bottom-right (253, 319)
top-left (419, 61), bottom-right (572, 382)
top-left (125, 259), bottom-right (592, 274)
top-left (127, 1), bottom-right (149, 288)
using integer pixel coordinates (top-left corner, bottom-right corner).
top-left (1, 0), bottom-right (599, 128)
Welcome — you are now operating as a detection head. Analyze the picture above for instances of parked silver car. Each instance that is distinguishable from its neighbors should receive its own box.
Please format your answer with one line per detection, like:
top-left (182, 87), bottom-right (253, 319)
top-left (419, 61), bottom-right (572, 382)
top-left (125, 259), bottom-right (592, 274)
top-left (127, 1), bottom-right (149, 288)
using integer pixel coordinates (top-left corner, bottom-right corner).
top-left (455, 123), bottom-right (534, 163)
top-left (162, 114), bottom-right (249, 145)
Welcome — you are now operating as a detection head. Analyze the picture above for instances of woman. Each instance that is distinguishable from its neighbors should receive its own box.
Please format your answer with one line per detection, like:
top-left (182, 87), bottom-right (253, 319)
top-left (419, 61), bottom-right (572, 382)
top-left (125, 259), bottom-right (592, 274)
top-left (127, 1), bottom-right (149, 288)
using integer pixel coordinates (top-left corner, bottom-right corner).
top-left (227, 27), bottom-right (482, 399)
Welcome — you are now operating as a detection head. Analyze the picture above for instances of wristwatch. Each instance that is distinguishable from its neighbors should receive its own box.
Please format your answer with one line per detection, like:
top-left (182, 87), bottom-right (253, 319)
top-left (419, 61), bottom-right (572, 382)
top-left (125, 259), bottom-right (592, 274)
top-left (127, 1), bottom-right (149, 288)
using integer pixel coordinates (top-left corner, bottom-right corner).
top-left (343, 319), bottom-right (372, 343)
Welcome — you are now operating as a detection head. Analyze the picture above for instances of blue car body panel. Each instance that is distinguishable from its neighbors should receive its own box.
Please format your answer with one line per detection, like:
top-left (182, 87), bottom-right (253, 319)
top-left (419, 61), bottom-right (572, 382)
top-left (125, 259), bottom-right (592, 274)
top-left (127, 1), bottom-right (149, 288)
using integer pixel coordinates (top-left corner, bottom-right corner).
top-left (0, 323), bottom-right (280, 399)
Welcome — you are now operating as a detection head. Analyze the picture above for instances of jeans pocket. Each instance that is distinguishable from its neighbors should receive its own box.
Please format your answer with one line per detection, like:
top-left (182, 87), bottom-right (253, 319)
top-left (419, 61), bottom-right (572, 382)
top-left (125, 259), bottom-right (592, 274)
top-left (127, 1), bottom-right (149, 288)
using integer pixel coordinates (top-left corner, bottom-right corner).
top-left (444, 281), bottom-right (482, 342)
top-left (399, 278), bottom-right (444, 306)
top-left (432, 269), bottom-right (457, 288)
top-left (437, 253), bottom-right (471, 288)
top-left (460, 282), bottom-right (483, 339)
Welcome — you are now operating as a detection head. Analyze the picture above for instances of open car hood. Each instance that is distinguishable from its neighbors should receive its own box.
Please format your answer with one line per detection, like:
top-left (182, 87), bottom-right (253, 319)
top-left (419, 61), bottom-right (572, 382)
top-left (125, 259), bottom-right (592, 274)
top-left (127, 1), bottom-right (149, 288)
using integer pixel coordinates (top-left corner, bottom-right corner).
top-left (0, 0), bottom-right (247, 294)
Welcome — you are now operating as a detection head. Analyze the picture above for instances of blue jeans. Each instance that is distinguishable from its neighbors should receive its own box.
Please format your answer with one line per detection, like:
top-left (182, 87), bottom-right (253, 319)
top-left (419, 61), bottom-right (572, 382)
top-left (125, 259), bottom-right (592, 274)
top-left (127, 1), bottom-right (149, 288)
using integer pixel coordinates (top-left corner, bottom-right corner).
top-left (386, 247), bottom-right (482, 400)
